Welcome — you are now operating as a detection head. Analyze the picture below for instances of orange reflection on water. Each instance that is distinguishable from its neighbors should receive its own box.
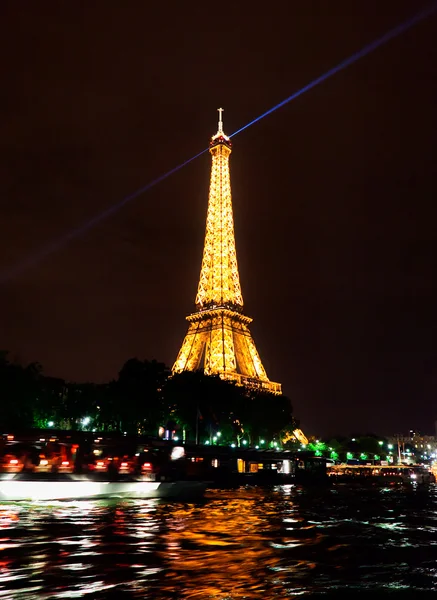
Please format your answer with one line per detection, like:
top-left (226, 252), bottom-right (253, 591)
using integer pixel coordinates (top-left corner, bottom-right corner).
top-left (154, 489), bottom-right (311, 598)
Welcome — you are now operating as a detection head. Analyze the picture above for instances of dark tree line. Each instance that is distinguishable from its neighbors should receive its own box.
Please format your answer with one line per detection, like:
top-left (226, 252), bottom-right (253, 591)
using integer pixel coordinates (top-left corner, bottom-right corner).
top-left (0, 352), bottom-right (295, 444)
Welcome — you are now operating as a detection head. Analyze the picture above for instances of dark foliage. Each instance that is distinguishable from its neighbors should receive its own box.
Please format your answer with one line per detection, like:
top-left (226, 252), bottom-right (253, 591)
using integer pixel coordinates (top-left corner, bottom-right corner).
top-left (0, 351), bottom-right (294, 443)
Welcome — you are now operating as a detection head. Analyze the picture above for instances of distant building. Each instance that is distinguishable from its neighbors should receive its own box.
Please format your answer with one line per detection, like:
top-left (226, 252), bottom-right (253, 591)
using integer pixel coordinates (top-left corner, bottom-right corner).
top-left (388, 431), bottom-right (437, 462)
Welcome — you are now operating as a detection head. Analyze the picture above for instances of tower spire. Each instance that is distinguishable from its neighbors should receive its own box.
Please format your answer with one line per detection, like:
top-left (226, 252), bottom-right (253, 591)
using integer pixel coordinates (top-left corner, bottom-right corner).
top-left (172, 110), bottom-right (281, 395)
top-left (217, 107), bottom-right (224, 134)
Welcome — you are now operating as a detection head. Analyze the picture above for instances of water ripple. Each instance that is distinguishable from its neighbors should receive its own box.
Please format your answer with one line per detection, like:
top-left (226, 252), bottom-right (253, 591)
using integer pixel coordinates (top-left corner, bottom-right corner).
top-left (0, 484), bottom-right (437, 597)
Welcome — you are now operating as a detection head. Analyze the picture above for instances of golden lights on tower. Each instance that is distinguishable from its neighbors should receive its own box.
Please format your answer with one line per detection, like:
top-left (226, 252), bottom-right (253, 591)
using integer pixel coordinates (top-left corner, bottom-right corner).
top-left (173, 109), bottom-right (281, 394)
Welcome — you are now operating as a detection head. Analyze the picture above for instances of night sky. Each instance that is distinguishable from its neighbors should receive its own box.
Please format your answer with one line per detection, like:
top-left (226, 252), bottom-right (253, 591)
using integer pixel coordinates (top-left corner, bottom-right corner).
top-left (1, 2), bottom-right (436, 436)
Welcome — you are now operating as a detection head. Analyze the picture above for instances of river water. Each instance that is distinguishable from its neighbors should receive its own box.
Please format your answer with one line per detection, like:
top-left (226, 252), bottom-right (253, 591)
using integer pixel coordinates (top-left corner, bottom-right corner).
top-left (1, 484), bottom-right (437, 599)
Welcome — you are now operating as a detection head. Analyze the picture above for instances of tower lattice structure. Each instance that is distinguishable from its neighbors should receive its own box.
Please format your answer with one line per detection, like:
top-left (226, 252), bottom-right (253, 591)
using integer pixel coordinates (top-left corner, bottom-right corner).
top-left (173, 109), bottom-right (281, 394)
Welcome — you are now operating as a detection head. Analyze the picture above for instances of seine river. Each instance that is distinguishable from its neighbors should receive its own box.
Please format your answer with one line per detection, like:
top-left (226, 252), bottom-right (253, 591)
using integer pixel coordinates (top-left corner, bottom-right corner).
top-left (1, 484), bottom-right (437, 599)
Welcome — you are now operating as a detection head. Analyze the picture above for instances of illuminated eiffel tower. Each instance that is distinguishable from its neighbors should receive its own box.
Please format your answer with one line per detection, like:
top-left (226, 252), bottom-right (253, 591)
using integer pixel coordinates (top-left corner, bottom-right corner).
top-left (172, 109), bottom-right (281, 394)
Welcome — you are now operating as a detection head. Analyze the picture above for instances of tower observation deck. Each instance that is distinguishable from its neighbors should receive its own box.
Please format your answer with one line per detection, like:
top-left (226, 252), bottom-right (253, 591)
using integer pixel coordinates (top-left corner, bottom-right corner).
top-left (172, 109), bottom-right (281, 395)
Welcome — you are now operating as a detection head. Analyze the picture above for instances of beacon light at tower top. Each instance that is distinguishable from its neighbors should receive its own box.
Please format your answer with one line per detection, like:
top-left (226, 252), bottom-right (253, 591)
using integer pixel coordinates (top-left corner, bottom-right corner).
top-left (172, 109), bottom-right (281, 395)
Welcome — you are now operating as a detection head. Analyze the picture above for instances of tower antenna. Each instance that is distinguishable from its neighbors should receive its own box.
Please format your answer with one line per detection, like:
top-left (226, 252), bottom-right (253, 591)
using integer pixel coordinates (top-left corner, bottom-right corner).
top-left (217, 107), bottom-right (224, 134)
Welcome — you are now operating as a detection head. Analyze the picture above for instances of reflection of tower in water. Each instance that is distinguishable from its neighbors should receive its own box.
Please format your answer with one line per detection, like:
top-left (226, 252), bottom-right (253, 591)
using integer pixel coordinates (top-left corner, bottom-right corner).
top-left (157, 490), bottom-right (299, 597)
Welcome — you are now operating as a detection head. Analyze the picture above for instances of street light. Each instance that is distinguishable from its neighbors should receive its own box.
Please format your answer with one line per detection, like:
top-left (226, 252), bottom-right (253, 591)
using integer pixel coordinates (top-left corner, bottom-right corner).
top-left (47, 421), bottom-right (54, 427)
top-left (217, 432), bottom-right (222, 437)
top-left (242, 440), bottom-right (247, 446)
top-left (378, 441), bottom-right (383, 446)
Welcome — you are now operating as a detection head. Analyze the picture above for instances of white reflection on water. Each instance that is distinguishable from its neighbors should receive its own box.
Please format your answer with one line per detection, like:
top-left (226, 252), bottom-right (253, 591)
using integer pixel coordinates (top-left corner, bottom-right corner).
top-left (60, 563), bottom-right (91, 571)
top-left (0, 485), bottom-right (436, 597)
top-left (52, 580), bottom-right (117, 598)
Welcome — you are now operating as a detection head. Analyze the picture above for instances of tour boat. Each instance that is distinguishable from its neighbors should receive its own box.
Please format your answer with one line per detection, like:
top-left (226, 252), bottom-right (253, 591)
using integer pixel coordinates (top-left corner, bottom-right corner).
top-left (326, 464), bottom-right (435, 484)
top-left (0, 473), bottom-right (207, 502)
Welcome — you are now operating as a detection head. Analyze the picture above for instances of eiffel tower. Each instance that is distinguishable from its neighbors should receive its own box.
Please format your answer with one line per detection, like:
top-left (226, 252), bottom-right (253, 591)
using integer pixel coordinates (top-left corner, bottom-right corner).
top-left (173, 109), bottom-right (281, 394)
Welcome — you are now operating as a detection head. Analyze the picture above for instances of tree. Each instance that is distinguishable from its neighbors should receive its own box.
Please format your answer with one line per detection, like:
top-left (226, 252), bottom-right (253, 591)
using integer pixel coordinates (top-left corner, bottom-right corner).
top-left (0, 352), bottom-right (41, 429)
top-left (115, 358), bottom-right (170, 434)
top-left (162, 370), bottom-right (243, 441)
top-left (0, 351), bottom-right (295, 444)
top-left (163, 372), bottom-right (294, 445)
